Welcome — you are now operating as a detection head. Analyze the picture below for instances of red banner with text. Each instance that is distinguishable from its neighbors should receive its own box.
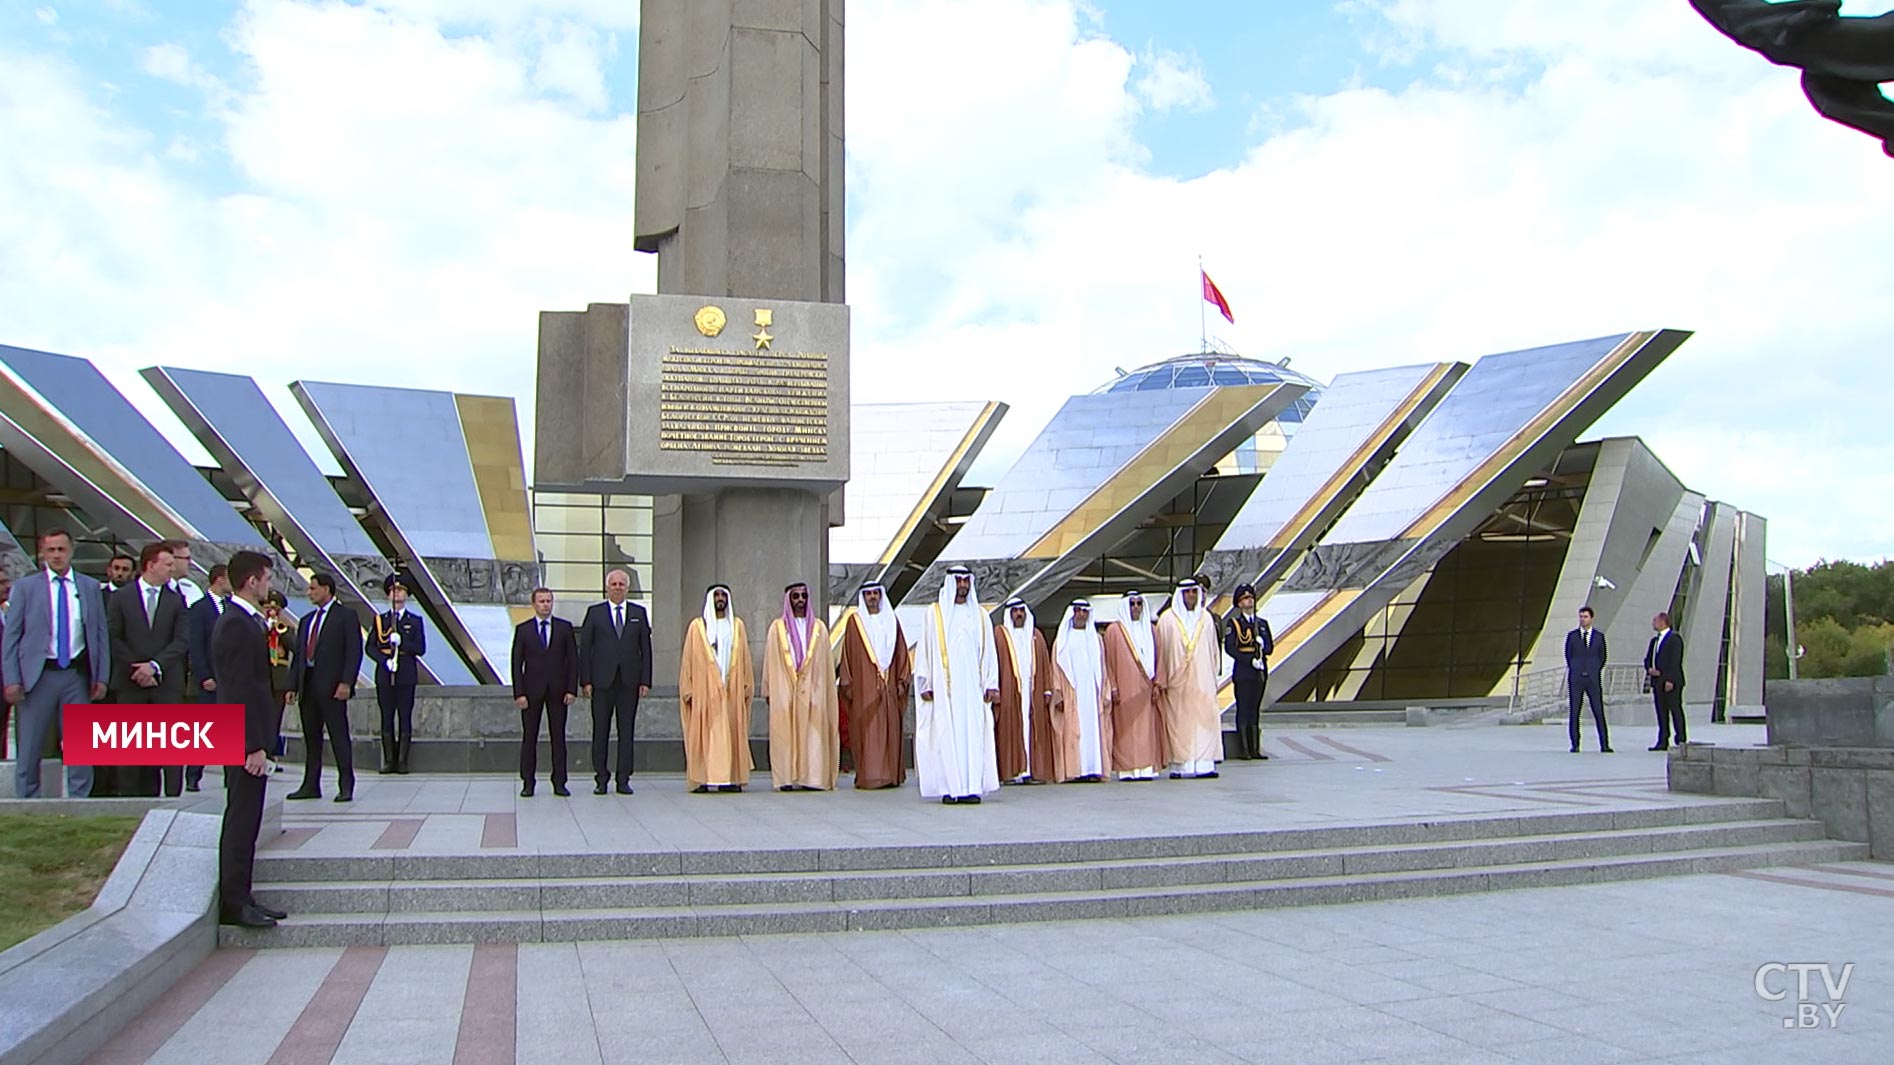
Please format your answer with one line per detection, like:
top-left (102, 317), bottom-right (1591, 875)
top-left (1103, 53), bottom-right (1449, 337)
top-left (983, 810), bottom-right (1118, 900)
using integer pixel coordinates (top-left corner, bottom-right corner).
top-left (61, 704), bottom-right (247, 766)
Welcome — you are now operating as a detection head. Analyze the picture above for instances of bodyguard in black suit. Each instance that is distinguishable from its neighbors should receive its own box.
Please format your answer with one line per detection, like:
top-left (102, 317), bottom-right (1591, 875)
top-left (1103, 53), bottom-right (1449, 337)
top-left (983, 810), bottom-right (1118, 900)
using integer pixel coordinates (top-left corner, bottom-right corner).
top-left (287, 573), bottom-right (363, 802)
top-left (512, 587), bottom-right (579, 797)
top-left (1222, 583), bottom-right (1274, 761)
top-left (106, 543), bottom-right (190, 796)
top-left (212, 550), bottom-right (286, 930)
top-left (578, 569), bottom-right (652, 795)
top-left (180, 564), bottom-right (232, 793)
top-left (1563, 606), bottom-right (1611, 753)
top-left (369, 572), bottom-right (426, 775)
top-left (1645, 612), bottom-right (1688, 750)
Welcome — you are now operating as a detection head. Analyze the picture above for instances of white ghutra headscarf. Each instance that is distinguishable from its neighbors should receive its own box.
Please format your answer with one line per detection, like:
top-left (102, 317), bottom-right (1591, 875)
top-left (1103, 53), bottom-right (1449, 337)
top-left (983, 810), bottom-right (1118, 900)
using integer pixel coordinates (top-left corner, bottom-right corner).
top-left (702, 585), bottom-right (735, 678)
top-left (855, 582), bottom-right (898, 669)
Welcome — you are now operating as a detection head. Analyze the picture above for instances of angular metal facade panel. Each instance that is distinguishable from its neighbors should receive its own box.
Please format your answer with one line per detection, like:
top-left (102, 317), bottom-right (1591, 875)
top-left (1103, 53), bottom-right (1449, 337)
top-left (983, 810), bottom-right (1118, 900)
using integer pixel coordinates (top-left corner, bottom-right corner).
top-left (1683, 502), bottom-right (1737, 716)
top-left (143, 366), bottom-right (476, 686)
top-left (0, 344), bottom-right (268, 549)
top-left (1322, 335), bottom-right (1635, 546)
top-left (293, 380), bottom-right (534, 683)
top-left (1261, 331), bottom-right (1688, 701)
top-left (940, 388), bottom-right (1210, 562)
top-left (296, 382), bottom-right (493, 559)
top-left (1728, 512), bottom-right (1768, 714)
top-left (830, 401), bottom-right (1002, 566)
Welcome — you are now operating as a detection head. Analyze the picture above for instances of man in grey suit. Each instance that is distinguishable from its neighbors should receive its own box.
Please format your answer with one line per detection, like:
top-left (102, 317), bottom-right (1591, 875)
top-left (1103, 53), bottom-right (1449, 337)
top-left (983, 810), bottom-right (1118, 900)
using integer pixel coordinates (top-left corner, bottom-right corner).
top-left (1, 528), bottom-right (110, 798)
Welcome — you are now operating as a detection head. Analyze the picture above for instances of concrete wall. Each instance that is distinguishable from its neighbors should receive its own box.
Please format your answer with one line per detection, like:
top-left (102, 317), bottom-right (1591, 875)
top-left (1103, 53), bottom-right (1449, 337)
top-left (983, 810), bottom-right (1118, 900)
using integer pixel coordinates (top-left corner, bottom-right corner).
top-left (1669, 743), bottom-right (1894, 860)
top-left (1764, 676), bottom-right (1894, 748)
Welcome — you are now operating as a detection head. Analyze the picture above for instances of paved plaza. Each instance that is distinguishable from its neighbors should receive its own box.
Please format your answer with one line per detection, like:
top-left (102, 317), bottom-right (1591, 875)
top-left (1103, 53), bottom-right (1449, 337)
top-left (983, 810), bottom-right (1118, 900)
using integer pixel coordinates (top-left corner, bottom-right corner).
top-left (251, 723), bottom-right (1756, 857)
top-left (67, 722), bottom-right (1888, 1063)
top-left (90, 865), bottom-right (1889, 1065)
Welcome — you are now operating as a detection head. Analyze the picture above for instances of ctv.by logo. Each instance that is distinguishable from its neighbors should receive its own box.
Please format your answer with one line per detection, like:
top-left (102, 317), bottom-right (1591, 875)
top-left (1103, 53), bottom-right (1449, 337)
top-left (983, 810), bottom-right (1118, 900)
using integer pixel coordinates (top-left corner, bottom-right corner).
top-left (1754, 963), bottom-right (1852, 1029)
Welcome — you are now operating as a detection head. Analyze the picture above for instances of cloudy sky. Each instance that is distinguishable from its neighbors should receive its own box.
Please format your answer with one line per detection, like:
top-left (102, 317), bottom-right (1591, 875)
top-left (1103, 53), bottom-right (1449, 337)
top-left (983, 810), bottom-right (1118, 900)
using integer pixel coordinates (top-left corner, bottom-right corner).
top-left (2, 0), bottom-right (1890, 567)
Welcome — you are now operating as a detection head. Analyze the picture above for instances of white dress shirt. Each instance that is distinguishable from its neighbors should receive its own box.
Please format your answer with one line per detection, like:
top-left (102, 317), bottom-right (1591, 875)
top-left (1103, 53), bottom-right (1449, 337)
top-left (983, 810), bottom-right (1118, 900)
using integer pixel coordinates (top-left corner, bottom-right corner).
top-left (44, 567), bottom-right (85, 659)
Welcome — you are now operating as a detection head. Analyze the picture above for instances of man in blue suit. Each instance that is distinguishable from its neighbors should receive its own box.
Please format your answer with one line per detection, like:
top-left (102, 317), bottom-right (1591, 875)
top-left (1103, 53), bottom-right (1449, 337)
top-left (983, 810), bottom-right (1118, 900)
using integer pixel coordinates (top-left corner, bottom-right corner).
top-left (1564, 605), bottom-right (1612, 753)
top-left (1, 528), bottom-right (110, 797)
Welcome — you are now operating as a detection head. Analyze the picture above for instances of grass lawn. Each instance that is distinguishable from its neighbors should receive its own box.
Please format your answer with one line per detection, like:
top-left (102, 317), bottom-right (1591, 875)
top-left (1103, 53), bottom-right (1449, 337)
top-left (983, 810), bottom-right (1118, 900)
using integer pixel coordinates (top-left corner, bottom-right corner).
top-left (0, 814), bottom-right (144, 952)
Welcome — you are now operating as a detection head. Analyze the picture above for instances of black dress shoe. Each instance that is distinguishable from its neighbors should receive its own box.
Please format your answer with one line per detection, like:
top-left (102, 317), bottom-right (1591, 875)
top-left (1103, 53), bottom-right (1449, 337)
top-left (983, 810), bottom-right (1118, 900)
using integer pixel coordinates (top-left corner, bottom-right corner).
top-left (186, 782), bottom-right (201, 792)
top-left (963, 794), bottom-right (982, 804)
top-left (594, 783), bottom-right (608, 795)
top-left (692, 785), bottom-right (711, 794)
top-left (942, 795), bottom-right (958, 805)
top-left (286, 789), bottom-right (321, 801)
top-left (553, 785), bottom-right (571, 797)
top-left (1169, 772), bottom-right (1184, 779)
top-left (1601, 747), bottom-right (1615, 753)
top-left (1570, 746), bottom-right (1581, 753)
top-left (334, 792), bottom-right (352, 803)
top-left (1258, 753), bottom-right (1270, 760)
top-left (616, 783), bottom-right (634, 795)
top-left (1648, 744), bottom-right (1668, 751)
top-left (220, 905), bottom-right (277, 929)
top-left (723, 785), bottom-right (744, 793)
top-left (1198, 771), bottom-right (1220, 779)
top-left (520, 785), bottom-right (535, 798)
top-left (250, 901), bottom-right (289, 921)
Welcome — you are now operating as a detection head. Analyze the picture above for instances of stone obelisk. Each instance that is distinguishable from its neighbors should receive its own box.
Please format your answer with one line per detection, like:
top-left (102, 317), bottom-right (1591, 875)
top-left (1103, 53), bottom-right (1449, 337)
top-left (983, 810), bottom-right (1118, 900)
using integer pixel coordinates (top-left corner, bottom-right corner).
top-left (535, 0), bottom-right (849, 682)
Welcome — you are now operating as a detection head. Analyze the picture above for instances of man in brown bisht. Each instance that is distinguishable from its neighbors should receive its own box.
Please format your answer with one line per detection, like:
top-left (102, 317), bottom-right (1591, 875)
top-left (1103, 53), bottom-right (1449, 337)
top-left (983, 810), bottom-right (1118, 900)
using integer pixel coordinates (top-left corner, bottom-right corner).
top-left (680, 585), bottom-right (753, 793)
top-left (993, 597), bottom-right (1055, 785)
top-left (1049, 600), bottom-right (1111, 783)
top-left (765, 581), bottom-right (839, 791)
top-left (1104, 590), bottom-right (1165, 780)
top-left (836, 581), bottom-right (911, 789)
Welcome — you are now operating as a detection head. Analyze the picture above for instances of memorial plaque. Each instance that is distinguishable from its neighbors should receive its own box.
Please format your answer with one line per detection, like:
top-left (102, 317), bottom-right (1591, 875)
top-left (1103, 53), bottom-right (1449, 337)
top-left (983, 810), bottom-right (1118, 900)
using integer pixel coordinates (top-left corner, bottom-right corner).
top-left (618, 292), bottom-right (850, 492)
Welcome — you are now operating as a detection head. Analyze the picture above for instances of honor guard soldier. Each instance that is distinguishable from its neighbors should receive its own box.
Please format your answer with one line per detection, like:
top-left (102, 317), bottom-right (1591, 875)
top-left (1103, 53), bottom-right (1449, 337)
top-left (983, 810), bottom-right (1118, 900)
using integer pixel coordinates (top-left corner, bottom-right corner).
top-left (371, 571), bottom-right (427, 773)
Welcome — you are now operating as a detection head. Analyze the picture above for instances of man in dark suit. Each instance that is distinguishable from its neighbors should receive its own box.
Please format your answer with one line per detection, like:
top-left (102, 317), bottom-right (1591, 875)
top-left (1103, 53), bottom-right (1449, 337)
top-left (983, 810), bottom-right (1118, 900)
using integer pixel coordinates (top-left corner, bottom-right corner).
top-left (578, 568), bottom-right (652, 795)
top-left (512, 587), bottom-right (579, 798)
top-left (212, 550), bottom-right (287, 930)
top-left (106, 543), bottom-right (190, 796)
top-left (103, 553), bottom-right (135, 595)
top-left (1645, 612), bottom-right (1688, 750)
top-left (0, 571), bottom-right (10, 762)
top-left (369, 571), bottom-right (426, 775)
top-left (1564, 605), bottom-right (1612, 753)
top-left (2, 528), bottom-right (109, 798)
top-left (1222, 583), bottom-right (1273, 761)
top-left (286, 572), bottom-right (363, 802)
top-left (180, 562), bottom-right (232, 794)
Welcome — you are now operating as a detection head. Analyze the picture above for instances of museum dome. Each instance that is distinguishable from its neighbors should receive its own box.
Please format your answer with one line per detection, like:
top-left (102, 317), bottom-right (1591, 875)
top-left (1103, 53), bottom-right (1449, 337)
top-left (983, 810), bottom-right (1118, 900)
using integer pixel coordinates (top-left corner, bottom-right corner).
top-left (1095, 353), bottom-right (1324, 475)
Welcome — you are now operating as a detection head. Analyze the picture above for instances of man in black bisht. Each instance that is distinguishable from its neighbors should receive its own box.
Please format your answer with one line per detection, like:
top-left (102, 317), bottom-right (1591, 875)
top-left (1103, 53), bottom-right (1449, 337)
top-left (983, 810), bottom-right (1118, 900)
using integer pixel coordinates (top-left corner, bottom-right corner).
top-left (1222, 583), bottom-right (1273, 761)
top-left (211, 550), bottom-right (286, 930)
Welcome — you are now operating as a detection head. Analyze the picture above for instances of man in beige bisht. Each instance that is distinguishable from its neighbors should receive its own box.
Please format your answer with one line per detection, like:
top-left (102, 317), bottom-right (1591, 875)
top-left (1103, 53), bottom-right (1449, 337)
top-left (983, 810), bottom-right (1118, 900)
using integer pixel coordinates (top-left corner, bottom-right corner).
top-left (1156, 578), bottom-right (1222, 779)
top-left (680, 584), bottom-right (753, 793)
top-left (765, 582), bottom-right (839, 791)
top-left (836, 581), bottom-right (911, 790)
top-left (993, 597), bottom-right (1055, 785)
top-left (1104, 590), bottom-right (1165, 781)
top-left (1049, 600), bottom-right (1111, 784)
top-left (915, 565), bottom-right (1000, 805)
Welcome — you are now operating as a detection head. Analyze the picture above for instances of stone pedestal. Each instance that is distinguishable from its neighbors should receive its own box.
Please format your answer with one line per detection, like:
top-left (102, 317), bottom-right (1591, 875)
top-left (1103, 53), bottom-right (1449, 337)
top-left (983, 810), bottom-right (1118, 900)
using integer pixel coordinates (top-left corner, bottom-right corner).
top-left (652, 485), bottom-right (830, 682)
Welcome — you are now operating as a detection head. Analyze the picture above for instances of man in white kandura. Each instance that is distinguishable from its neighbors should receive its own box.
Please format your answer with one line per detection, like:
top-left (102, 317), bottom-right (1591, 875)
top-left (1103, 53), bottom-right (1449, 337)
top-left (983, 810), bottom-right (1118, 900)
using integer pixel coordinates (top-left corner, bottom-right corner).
top-left (1049, 599), bottom-right (1111, 784)
top-left (1157, 578), bottom-right (1223, 779)
top-left (914, 565), bottom-right (1000, 805)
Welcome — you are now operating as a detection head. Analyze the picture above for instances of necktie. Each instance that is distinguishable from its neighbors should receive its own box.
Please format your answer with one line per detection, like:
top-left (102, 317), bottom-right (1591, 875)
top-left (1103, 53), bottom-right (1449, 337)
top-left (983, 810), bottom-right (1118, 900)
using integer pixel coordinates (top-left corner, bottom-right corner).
top-left (614, 604), bottom-right (623, 636)
top-left (216, 596), bottom-right (227, 616)
top-left (1584, 630), bottom-right (1590, 648)
top-left (54, 575), bottom-right (72, 668)
top-left (145, 585), bottom-right (158, 623)
top-left (540, 620), bottom-right (549, 648)
top-left (304, 607), bottom-right (322, 663)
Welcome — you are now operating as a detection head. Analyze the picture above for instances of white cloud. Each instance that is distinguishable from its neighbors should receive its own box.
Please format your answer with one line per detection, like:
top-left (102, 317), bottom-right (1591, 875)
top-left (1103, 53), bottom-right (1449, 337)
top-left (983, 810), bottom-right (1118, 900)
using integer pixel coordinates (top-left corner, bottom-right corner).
top-left (1135, 48), bottom-right (1214, 113)
top-left (34, 6), bottom-right (57, 25)
top-left (1, 0), bottom-right (1888, 569)
top-left (139, 42), bottom-right (226, 95)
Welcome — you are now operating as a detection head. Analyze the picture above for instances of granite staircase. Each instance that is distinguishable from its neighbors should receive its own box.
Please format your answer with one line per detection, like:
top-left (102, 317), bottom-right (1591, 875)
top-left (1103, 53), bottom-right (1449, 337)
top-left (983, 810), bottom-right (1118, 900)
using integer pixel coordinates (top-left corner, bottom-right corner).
top-left (228, 798), bottom-right (1865, 947)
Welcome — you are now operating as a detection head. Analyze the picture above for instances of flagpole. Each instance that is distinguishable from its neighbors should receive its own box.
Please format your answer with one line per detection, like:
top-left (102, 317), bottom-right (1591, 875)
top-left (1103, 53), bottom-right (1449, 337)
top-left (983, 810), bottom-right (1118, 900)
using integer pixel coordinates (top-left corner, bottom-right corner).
top-left (1198, 255), bottom-right (1207, 354)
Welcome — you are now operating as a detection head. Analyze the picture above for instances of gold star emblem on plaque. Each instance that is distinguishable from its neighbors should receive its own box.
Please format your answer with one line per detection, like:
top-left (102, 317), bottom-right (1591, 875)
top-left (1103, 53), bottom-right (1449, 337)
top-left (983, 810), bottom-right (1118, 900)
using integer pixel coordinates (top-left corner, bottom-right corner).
top-left (693, 305), bottom-right (727, 337)
top-left (752, 307), bottom-right (774, 350)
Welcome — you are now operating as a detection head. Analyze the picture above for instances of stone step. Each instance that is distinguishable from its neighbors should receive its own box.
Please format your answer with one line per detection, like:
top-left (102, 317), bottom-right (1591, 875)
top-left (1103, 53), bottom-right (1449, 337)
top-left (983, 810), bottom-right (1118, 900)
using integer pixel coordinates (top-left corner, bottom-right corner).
top-left (220, 838), bottom-right (1869, 947)
top-left (251, 818), bottom-right (1826, 916)
top-left (254, 798), bottom-right (1791, 883)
